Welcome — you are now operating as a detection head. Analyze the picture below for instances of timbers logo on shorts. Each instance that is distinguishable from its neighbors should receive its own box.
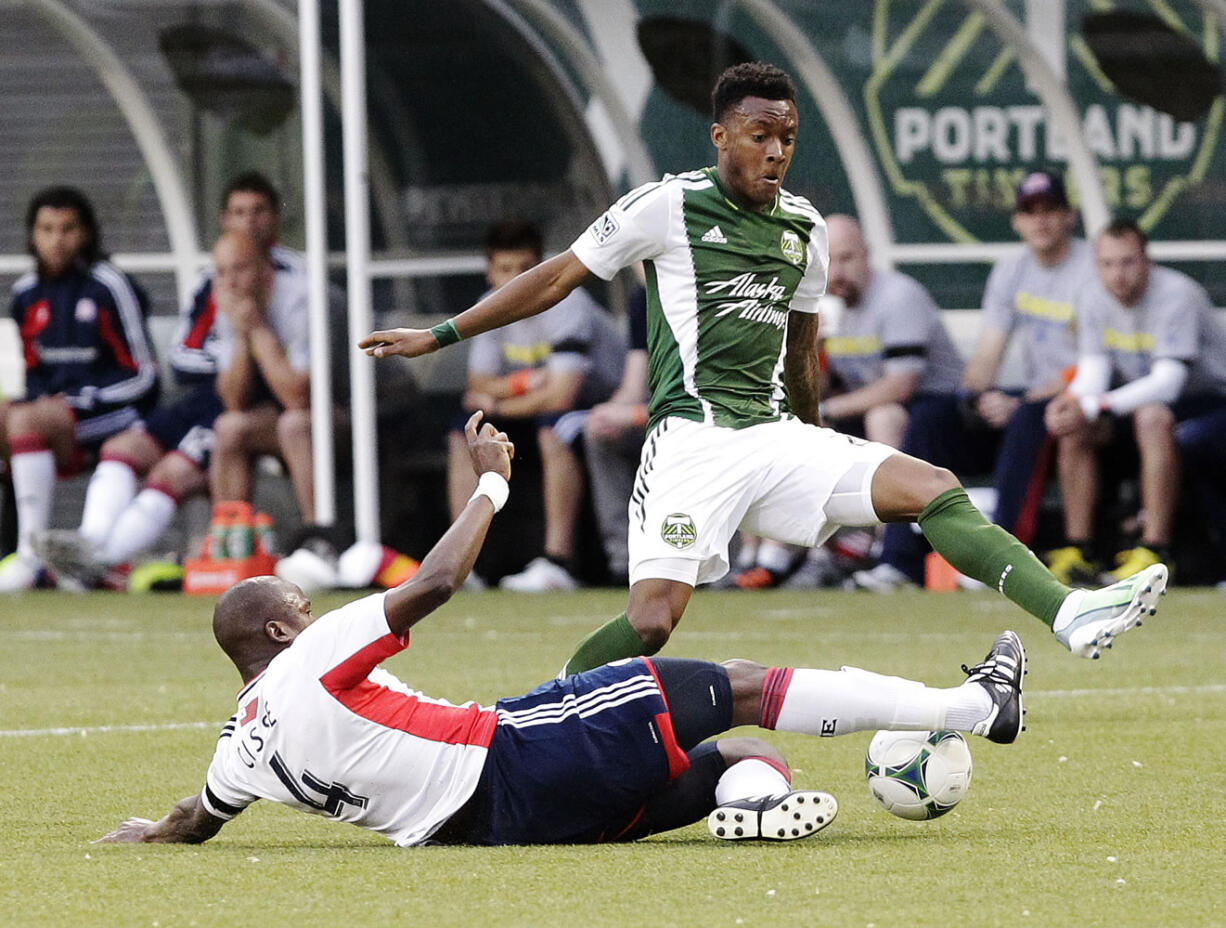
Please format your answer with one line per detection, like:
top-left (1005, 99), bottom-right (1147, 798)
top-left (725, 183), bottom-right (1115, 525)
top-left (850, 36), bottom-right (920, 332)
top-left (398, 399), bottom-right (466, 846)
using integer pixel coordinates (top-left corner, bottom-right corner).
top-left (661, 513), bottom-right (697, 549)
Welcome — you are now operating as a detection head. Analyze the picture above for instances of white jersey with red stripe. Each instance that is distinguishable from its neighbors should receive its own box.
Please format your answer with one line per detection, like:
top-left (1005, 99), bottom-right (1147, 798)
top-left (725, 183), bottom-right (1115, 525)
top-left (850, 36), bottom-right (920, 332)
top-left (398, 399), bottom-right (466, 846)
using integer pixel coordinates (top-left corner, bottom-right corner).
top-left (200, 592), bottom-right (497, 846)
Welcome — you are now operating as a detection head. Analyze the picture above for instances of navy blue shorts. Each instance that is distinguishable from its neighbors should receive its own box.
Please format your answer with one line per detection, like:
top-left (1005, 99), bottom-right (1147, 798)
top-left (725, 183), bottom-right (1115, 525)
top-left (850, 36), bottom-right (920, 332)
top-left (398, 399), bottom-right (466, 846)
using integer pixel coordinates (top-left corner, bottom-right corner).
top-left (141, 383), bottom-right (225, 467)
top-left (74, 403), bottom-right (147, 448)
top-left (434, 658), bottom-right (730, 845)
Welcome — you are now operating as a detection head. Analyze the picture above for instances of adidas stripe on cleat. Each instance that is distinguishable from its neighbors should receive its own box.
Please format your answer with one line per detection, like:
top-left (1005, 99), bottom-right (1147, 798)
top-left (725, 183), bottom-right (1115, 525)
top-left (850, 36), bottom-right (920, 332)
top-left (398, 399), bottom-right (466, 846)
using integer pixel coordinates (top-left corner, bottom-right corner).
top-left (708, 790), bottom-right (837, 841)
top-left (962, 630), bottom-right (1026, 744)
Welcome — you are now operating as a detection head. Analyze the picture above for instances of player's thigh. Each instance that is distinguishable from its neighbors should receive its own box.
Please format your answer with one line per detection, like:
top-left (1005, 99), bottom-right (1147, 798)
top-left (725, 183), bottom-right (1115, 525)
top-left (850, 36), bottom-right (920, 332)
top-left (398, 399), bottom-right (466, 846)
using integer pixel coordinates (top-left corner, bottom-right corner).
top-left (464, 660), bottom-right (686, 844)
top-left (740, 418), bottom-right (895, 544)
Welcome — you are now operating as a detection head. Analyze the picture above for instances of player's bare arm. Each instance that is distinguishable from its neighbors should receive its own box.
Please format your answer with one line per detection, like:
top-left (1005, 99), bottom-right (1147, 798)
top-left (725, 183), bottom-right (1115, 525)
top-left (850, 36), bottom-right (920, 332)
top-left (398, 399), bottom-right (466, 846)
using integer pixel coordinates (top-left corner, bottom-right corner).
top-left (97, 793), bottom-right (225, 845)
top-left (360, 251), bottom-right (592, 359)
top-left (214, 294), bottom-right (261, 411)
top-left (381, 411), bottom-right (514, 638)
top-left (784, 311), bottom-right (822, 424)
top-left (492, 368), bottom-right (583, 418)
top-left (961, 329), bottom-right (1009, 395)
top-left (248, 325), bottom-right (311, 410)
top-left (823, 369), bottom-right (921, 420)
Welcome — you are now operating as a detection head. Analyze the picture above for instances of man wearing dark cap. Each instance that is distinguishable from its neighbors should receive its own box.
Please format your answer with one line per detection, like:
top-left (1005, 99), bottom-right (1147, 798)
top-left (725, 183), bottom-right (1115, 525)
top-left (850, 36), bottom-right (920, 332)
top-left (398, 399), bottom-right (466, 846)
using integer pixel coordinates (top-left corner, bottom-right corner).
top-left (963, 170), bottom-right (1098, 585)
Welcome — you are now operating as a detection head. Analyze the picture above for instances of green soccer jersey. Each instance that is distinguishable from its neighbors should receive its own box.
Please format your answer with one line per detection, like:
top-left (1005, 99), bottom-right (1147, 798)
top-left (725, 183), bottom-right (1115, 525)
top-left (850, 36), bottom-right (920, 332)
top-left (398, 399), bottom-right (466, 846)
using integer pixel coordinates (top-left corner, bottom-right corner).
top-left (570, 167), bottom-right (828, 429)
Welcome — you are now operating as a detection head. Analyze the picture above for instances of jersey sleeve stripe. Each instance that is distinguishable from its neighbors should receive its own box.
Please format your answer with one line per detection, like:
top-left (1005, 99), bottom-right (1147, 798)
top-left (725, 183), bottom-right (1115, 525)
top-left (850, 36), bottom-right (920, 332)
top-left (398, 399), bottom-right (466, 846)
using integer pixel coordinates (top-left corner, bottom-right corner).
top-left (11, 271), bottom-right (36, 295)
top-left (90, 262), bottom-right (158, 402)
top-left (319, 637), bottom-right (498, 746)
top-left (202, 783), bottom-right (247, 819)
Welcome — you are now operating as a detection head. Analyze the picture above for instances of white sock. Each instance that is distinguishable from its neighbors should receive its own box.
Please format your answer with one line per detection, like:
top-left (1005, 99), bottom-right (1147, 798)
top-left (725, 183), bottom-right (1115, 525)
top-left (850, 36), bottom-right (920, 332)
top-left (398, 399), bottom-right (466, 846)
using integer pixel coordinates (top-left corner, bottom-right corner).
top-left (735, 537), bottom-right (759, 569)
top-left (1051, 590), bottom-right (1086, 634)
top-left (79, 460), bottom-right (139, 545)
top-left (715, 757), bottom-right (791, 805)
top-left (101, 488), bottom-right (178, 564)
top-left (756, 540), bottom-right (794, 573)
top-left (11, 448), bottom-right (56, 562)
top-left (768, 666), bottom-right (990, 737)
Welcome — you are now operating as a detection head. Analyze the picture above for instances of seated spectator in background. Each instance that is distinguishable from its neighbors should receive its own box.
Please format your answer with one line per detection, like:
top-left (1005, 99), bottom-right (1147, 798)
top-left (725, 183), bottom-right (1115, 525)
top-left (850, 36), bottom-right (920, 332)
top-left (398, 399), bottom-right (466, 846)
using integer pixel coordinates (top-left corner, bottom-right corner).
top-left (583, 284), bottom-right (648, 587)
top-left (962, 171), bottom-right (1093, 560)
top-left (1044, 219), bottom-right (1226, 585)
top-left (451, 221), bottom-right (625, 592)
top-left (33, 172), bottom-right (305, 587)
top-left (0, 186), bottom-right (159, 591)
top-left (208, 229), bottom-right (312, 525)
top-left (819, 215), bottom-right (964, 448)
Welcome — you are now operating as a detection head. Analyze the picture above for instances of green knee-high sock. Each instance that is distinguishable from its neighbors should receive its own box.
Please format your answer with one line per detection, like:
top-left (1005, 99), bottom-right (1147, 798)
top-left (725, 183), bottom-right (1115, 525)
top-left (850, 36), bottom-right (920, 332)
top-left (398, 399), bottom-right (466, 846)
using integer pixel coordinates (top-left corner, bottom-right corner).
top-left (919, 488), bottom-right (1070, 627)
top-left (564, 613), bottom-right (652, 675)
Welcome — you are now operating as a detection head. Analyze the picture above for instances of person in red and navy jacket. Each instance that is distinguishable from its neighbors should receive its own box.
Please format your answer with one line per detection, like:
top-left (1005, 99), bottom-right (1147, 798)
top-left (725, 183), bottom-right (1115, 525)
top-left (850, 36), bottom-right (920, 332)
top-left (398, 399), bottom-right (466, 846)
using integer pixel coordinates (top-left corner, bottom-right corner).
top-left (0, 186), bottom-right (158, 591)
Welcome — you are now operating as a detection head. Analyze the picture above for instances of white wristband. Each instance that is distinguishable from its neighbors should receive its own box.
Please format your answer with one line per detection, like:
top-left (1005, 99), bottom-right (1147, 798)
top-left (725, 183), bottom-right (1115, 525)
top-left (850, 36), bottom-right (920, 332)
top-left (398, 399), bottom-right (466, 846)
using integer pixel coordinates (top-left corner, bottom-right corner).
top-left (1078, 393), bottom-right (1103, 422)
top-left (469, 472), bottom-right (509, 513)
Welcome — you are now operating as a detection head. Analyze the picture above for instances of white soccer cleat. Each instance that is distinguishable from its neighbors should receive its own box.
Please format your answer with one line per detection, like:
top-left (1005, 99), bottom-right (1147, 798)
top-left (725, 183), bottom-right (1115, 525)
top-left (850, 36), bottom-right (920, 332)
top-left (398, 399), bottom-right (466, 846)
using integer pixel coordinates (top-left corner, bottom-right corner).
top-left (1053, 563), bottom-right (1167, 659)
top-left (707, 790), bottom-right (838, 841)
top-left (30, 529), bottom-right (107, 589)
top-left (848, 562), bottom-right (914, 593)
top-left (0, 552), bottom-right (41, 592)
top-left (499, 556), bottom-right (579, 592)
top-left (275, 546), bottom-right (339, 593)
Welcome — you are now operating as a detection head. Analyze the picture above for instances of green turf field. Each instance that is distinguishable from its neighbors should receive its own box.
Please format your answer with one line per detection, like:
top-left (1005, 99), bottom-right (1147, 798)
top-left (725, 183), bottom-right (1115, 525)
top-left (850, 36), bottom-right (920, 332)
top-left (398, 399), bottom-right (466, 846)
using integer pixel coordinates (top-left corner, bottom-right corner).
top-left (2, 586), bottom-right (1223, 927)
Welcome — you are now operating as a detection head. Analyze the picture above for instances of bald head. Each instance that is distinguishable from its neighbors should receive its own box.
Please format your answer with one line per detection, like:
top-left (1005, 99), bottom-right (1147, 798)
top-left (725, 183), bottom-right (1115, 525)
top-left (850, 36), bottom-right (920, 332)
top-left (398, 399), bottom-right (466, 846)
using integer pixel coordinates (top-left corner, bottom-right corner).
top-left (213, 575), bottom-right (312, 680)
top-left (212, 230), bottom-right (272, 302)
top-left (824, 214), bottom-right (870, 306)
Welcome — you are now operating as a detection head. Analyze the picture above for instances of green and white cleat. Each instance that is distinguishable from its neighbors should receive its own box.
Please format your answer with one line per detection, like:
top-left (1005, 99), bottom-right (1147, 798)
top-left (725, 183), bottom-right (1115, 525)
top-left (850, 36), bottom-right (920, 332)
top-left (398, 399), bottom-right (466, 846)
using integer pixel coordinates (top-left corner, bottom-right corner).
top-left (1053, 563), bottom-right (1167, 659)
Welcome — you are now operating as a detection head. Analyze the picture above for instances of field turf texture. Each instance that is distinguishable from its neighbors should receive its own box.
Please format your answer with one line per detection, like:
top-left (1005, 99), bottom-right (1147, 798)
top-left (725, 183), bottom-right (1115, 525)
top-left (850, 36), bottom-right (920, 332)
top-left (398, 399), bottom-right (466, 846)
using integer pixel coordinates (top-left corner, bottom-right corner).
top-left (2, 586), bottom-right (1224, 927)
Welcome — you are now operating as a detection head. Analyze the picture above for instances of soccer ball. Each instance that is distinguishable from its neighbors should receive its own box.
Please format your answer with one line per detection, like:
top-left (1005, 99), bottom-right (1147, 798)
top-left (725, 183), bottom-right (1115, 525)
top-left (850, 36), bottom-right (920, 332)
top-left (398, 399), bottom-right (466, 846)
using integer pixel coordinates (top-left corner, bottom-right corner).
top-left (864, 729), bottom-right (973, 820)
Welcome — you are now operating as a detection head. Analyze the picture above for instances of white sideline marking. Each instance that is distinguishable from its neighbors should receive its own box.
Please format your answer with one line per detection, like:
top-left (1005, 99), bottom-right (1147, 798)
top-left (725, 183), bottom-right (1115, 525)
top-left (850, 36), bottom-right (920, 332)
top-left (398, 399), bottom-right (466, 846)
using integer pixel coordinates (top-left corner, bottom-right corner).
top-left (1034, 683), bottom-right (1226, 699)
top-left (4, 683), bottom-right (1225, 738)
top-left (0, 721), bottom-right (219, 738)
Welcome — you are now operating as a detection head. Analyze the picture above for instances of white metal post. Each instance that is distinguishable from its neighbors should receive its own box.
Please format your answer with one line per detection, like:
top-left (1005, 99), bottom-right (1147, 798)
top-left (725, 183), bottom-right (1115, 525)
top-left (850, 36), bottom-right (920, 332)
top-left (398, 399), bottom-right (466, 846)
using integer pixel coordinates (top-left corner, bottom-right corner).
top-left (298, 0), bottom-right (336, 527)
top-left (339, 0), bottom-right (381, 544)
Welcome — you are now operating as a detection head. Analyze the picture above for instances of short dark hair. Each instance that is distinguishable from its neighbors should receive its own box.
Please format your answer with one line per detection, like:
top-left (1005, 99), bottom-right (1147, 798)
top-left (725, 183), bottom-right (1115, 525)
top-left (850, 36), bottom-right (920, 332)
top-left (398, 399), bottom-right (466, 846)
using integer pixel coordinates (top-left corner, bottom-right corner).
top-left (221, 171), bottom-right (282, 212)
top-left (25, 185), bottom-right (103, 265)
top-left (484, 220), bottom-right (543, 259)
top-left (1100, 217), bottom-right (1148, 250)
top-left (711, 61), bottom-right (795, 123)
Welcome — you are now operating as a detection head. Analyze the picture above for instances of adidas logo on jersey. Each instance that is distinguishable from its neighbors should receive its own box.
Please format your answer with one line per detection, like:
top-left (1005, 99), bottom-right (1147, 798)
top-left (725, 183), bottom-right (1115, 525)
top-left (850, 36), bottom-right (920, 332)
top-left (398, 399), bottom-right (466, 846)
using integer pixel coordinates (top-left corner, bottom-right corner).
top-left (701, 225), bottom-right (728, 244)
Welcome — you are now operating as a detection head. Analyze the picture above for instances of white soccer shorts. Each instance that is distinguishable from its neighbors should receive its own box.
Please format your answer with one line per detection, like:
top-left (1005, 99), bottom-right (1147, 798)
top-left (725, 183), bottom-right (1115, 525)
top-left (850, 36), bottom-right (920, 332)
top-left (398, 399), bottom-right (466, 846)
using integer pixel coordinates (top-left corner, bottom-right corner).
top-left (626, 416), bottom-right (895, 586)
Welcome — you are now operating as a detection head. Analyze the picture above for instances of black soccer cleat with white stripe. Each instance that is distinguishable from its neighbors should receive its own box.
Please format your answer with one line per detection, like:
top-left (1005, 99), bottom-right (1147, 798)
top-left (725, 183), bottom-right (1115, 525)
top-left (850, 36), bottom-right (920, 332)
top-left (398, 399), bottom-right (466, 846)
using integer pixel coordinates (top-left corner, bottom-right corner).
top-left (963, 630), bottom-right (1027, 744)
top-left (707, 790), bottom-right (838, 841)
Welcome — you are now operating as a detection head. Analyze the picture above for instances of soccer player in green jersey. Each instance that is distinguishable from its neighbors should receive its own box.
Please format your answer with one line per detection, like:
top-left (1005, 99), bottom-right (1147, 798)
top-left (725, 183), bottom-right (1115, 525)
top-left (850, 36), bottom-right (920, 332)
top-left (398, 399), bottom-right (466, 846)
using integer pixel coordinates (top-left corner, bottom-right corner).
top-left (361, 62), bottom-right (1167, 668)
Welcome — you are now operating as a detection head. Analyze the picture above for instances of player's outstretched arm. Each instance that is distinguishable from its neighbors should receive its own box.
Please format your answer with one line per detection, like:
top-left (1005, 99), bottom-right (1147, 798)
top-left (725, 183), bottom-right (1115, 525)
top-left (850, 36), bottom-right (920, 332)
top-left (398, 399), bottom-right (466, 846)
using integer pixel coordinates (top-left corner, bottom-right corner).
top-left (96, 794), bottom-right (226, 845)
top-left (360, 250), bottom-right (591, 359)
top-left (382, 411), bottom-right (514, 638)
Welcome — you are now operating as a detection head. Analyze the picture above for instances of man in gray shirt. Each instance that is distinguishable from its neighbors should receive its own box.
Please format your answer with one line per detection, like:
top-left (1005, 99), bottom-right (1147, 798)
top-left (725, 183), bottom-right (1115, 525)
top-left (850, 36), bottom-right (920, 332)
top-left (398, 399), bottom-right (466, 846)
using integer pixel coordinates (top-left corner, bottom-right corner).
top-left (821, 214), bottom-right (964, 443)
top-left (1045, 219), bottom-right (1226, 584)
top-left (812, 216), bottom-right (965, 589)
